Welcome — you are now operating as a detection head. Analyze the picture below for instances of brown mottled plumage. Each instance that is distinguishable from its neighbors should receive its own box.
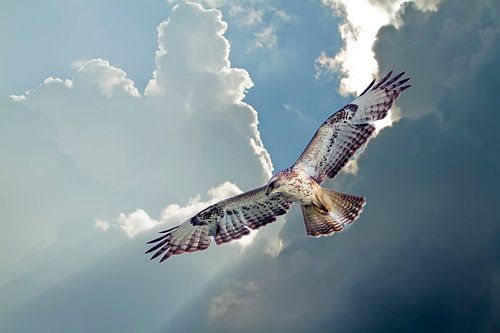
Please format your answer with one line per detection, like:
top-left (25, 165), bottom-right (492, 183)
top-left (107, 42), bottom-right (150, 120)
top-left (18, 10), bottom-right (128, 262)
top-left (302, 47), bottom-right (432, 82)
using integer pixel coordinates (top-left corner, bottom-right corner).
top-left (147, 71), bottom-right (410, 262)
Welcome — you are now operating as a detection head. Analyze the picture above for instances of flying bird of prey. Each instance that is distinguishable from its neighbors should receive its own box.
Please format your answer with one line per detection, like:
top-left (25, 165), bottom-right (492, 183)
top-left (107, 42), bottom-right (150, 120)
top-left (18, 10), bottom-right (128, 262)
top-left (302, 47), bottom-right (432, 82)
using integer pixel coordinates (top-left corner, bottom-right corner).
top-left (147, 71), bottom-right (411, 262)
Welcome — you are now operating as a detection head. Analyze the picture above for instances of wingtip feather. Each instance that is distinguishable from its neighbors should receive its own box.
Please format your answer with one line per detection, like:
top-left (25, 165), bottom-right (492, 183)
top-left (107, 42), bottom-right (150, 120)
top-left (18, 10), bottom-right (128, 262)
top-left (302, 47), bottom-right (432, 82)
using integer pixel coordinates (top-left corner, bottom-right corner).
top-left (146, 235), bottom-right (166, 244)
top-left (359, 78), bottom-right (375, 96)
top-left (159, 226), bottom-right (179, 234)
top-left (150, 250), bottom-right (163, 261)
top-left (373, 70), bottom-right (393, 89)
top-left (381, 71), bottom-right (405, 89)
top-left (400, 84), bottom-right (412, 91)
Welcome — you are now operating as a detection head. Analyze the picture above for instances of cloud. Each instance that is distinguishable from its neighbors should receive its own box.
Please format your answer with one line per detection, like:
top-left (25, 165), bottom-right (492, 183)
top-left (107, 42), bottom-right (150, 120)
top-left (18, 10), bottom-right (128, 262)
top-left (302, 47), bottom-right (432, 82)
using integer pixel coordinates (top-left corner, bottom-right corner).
top-left (373, 1), bottom-right (496, 119)
top-left (228, 4), bottom-right (264, 26)
top-left (13, 3), bottom-right (272, 191)
top-left (93, 219), bottom-right (110, 232)
top-left (225, 2), bottom-right (291, 54)
top-left (316, 0), bottom-right (440, 96)
top-left (274, 9), bottom-right (291, 22)
top-left (250, 26), bottom-right (277, 50)
top-left (164, 1), bottom-right (500, 332)
top-left (282, 103), bottom-right (304, 118)
top-left (181, 0), bottom-right (291, 54)
top-left (157, 181), bottom-right (260, 248)
top-left (0, 2), bottom-right (279, 324)
top-left (315, 0), bottom-right (438, 139)
top-left (160, 181), bottom-right (241, 226)
top-left (117, 209), bottom-right (157, 238)
top-left (209, 281), bottom-right (258, 318)
top-left (8, 1), bottom-right (273, 224)
top-left (115, 181), bottom-right (243, 239)
top-left (225, 2), bottom-right (290, 28)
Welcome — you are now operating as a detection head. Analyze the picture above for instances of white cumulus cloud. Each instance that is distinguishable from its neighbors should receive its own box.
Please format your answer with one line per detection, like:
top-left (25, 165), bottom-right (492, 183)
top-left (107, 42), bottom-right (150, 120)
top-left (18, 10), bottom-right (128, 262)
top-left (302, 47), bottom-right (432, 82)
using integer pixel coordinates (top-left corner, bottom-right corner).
top-left (117, 209), bottom-right (157, 238)
top-left (2, 2), bottom-right (275, 270)
top-left (116, 181), bottom-right (262, 249)
top-left (93, 219), bottom-right (110, 232)
top-left (316, 0), bottom-right (440, 96)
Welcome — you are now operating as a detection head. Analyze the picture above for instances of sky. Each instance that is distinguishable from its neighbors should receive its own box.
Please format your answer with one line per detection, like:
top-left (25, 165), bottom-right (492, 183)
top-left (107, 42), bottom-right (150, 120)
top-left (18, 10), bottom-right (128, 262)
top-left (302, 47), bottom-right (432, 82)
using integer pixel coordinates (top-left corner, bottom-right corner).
top-left (0, 0), bottom-right (499, 332)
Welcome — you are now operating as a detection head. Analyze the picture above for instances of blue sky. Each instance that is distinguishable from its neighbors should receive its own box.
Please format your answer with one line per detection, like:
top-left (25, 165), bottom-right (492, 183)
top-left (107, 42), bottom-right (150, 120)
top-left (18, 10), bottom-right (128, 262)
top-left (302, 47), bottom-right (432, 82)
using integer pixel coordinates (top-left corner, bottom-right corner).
top-left (1, 1), bottom-right (499, 332)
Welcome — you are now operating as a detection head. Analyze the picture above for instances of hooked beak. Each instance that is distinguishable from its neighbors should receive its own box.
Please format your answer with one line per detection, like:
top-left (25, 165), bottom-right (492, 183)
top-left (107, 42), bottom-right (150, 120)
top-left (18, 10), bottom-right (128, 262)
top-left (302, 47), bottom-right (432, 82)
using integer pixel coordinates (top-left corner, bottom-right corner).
top-left (265, 182), bottom-right (274, 196)
top-left (265, 185), bottom-right (271, 196)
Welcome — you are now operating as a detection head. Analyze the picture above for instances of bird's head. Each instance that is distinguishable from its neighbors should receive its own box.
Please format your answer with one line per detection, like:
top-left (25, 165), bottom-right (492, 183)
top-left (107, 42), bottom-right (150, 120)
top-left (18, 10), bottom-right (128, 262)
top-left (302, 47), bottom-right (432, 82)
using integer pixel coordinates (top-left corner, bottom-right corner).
top-left (265, 170), bottom-right (287, 196)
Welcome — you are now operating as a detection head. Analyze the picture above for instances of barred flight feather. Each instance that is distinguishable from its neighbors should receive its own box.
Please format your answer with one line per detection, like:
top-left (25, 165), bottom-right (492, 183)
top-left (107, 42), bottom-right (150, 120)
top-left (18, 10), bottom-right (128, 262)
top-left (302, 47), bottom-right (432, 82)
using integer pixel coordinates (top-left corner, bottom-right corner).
top-left (294, 71), bottom-right (410, 182)
top-left (146, 186), bottom-right (292, 262)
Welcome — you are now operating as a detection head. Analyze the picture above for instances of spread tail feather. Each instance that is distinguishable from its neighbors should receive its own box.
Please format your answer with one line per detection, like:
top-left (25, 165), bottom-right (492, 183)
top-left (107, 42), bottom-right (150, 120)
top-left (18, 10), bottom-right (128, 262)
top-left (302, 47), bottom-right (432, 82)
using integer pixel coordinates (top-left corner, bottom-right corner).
top-left (301, 205), bottom-right (344, 237)
top-left (302, 189), bottom-right (366, 237)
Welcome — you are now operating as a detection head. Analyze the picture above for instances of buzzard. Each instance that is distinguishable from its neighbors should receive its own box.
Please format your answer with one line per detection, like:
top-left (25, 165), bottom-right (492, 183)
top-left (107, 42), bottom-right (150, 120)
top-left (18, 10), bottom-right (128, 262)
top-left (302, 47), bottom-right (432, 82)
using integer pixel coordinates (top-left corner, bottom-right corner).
top-left (147, 71), bottom-right (411, 262)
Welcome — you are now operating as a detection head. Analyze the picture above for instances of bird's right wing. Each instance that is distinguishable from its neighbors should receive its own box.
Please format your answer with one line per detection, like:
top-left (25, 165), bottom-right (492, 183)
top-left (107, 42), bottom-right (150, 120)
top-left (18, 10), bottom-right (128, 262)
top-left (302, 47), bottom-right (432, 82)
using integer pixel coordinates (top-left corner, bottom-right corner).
top-left (146, 186), bottom-right (292, 262)
top-left (293, 71), bottom-right (411, 183)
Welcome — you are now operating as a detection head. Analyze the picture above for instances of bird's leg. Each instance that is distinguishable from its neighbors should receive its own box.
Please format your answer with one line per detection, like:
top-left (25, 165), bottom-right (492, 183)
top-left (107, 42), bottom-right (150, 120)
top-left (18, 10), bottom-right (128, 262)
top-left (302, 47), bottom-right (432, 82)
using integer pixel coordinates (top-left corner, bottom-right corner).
top-left (312, 189), bottom-right (331, 215)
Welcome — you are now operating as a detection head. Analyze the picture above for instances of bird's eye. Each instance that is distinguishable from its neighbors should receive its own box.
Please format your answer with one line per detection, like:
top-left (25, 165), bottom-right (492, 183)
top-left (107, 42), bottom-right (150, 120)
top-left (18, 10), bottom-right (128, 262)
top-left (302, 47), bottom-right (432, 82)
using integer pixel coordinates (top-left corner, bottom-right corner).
top-left (266, 180), bottom-right (276, 195)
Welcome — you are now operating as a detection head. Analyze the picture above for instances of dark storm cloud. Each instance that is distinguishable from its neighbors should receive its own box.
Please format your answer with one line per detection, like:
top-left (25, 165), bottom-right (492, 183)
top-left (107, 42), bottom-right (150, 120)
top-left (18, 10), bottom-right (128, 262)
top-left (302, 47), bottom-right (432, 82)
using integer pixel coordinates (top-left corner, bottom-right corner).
top-left (376, 0), bottom-right (500, 119)
top-left (168, 1), bottom-right (500, 332)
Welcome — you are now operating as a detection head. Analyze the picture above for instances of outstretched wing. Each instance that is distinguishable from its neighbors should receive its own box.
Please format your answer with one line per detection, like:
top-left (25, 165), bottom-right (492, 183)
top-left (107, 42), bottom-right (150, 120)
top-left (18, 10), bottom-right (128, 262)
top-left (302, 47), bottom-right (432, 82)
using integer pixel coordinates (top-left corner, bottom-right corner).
top-left (146, 186), bottom-right (292, 262)
top-left (293, 71), bottom-right (411, 183)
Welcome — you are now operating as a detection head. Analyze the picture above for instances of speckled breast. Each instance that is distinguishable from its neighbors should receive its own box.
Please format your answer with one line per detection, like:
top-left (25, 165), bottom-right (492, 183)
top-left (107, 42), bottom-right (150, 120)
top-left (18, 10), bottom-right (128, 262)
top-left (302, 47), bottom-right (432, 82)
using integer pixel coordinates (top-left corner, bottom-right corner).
top-left (280, 169), bottom-right (320, 204)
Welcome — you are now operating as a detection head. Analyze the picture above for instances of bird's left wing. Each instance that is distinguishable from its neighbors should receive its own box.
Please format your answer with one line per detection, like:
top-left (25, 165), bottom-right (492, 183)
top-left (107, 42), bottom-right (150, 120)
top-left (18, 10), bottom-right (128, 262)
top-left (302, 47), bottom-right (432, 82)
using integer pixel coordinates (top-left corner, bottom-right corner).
top-left (146, 186), bottom-right (292, 262)
top-left (293, 71), bottom-right (411, 183)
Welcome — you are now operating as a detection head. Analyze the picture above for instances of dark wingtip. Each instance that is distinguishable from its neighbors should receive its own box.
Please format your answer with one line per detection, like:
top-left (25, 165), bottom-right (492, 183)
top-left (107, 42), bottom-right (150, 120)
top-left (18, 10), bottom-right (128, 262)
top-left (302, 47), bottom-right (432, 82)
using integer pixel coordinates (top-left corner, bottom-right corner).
top-left (381, 70), bottom-right (393, 84)
top-left (159, 252), bottom-right (172, 263)
top-left (373, 70), bottom-right (393, 89)
top-left (145, 247), bottom-right (157, 254)
top-left (159, 226), bottom-right (179, 234)
top-left (397, 77), bottom-right (411, 86)
top-left (146, 235), bottom-right (165, 244)
top-left (400, 84), bottom-right (412, 91)
top-left (147, 238), bottom-right (168, 253)
top-left (150, 251), bottom-right (163, 261)
top-left (359, 78), bottom-right (376, 96)
top-left (382, 71), bottom-right (405, 89)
